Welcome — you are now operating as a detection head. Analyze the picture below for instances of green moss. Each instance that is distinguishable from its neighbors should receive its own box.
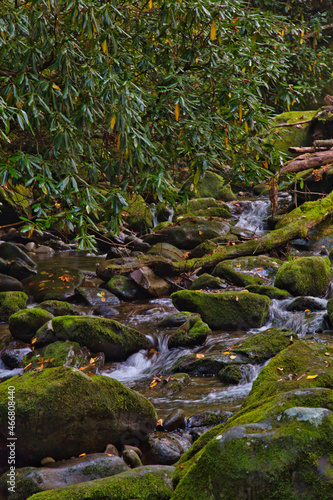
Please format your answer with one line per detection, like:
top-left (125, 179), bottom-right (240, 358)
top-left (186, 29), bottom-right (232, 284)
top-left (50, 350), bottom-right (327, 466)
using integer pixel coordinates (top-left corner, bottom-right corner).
top-left (23, 341), bottom-right (93, 371)
top-left (123, 194), bottom-right (153, 232)
top-left (0, 291), bottom-right (28, 322)
top-left (245, 285), bottom-right (291, 300)
top-left (217, 364), bottom-right (242, 384)
top-left (181, 172), bottom-right (236, 201)
top-left (167, 317), bottom-right (211, 349)
top-left (274, 256), bottom-right (332, 296)
top-left (271, 110), bottom-right (317, 157)
top-left (171, 290), bottom-right (270, 330)
top-left (190, 273), bottom-right (225, 290)
top-left (27, 465), bottom-right (174, 500)
top-left (38, 300), bottom-right (81, 316)
top-left (245, 340), bottom-right (333, 406)
top-left (213, 255), bottom-right (281, 287)
top-left (8, 308), bottom-right (54, 342)
top-left (51, 316), bottom-right (150, 362)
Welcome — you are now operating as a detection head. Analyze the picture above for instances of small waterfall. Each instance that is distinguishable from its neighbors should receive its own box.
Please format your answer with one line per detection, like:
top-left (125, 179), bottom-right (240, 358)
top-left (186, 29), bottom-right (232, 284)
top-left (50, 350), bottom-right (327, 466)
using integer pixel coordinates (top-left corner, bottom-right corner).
top-left (150, 204), bottom-right (159, 227)
top-left (0, 360), bottom-right (23, 381)
top-left (235, 198), bottom-right (271, 234)
top-left (266, 298), bottom-right (327, 337)
top-left (150, 205), bottom-right (174, 228)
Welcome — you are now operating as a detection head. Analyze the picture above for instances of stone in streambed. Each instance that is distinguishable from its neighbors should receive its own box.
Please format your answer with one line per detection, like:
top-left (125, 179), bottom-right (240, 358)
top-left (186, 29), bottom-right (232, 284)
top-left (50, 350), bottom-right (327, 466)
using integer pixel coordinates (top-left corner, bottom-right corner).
top-left (0, 454), bottom-right (130, 498)
top-left (0, 367), bottom-right (157, 466)
top-left (0, 242), bottom-right (37, 268)
top-left (26, 465), bottom-right (175, 500)
top-left (0, 291), bottom-right (28, 322)
top-left (147, 242), bottom-right (185, 262)
top-left (143, 432), bottom-right (192, 465)
top-left (122, 449), bottom-right (142, 468)
top-left (23, 267), bottom-right (85, 302)
top-left (274, 256), bottom-right (332, 297)
top-left (0, 273), bottom-right (23, 292)
top-left (190, 273), bottom-right (226, 290)
top-left (164, 409), bottom-right (186, 432)
top-left (38, 300), bottom-right (82, 317)
top-left (170, 355), bottom-right (223, 376)
top-left (50, 316), bottom-right (150, 362)
top-left (286, 296), bottom-right (326, 311)
top-left (245, 284), bottom-right (291, 300)
top-left (167, 316), bottom-right (211, 349)
top-left (105, 275), bottom-right (142, 301)
top-left (171, 290), bottom-right (270, 330)
top-left (74, 286), bottom-right (120, 307)
top-left (9, 308), bottom-right (54, 343)
top-left (181, 171), bottom-right (236, 201)
top-left (213, 255), bottom-right (281, 287)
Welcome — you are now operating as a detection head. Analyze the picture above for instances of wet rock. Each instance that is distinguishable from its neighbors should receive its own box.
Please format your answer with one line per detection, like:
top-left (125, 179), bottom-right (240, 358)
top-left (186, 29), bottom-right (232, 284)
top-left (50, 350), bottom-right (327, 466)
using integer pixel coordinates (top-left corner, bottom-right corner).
top-left (167, 316), bottom-right (211, 349)
top-left (286, 296), bottom-right (327, 311)
top-left (171, 355), bottom-right (223, 376)
top-left (0, 273), bottom-right (24, 292)
top-left (130, 266), bottom-right (172, 298)
top-left (213, 255), bottom-right (281, 287)
top-left (9, 308), bottom-right (54, 343)
top-left (34, 321), bottom-right (58, 347)
top-left (0, 291), bottom-right (28, 322)
top-left (177, 197), bottom-right (232, 219)
top-left (157, 311), bottom-right (197, 328)
top-left (0, 453), bottom-right (130, 498)
top-left (147, 242), bottom-right (184, 262)
top-left (93, 305), bottom-right (119, 317)
top-left (38, 300), bottom-right (82, 317)
top-left (22, 267), bottom-right (85, 302)
top-left (105, 444), bottom-right (119, 456)
top-left (25, 465), bottom-right (175, 500)
top-left (123, 445), bottom-right (142, 457)
top-left (190, 273), bottom-right (226, 290)
top-left (181, 171), bottom-right (236, 201)
top-left (245, 284), bottom-right (291, 300)
top-left (326, 298), bottom-right (333, 326)
top-left (34, 245), bottom-right (55, 255)
top-left (7, 258), bottom-right (37, 281)
top-left (122, 449), bottom-right (142, 468)
top-left (96, 255), bottom-right (175, 283)
top-left (217, 364), bottom-right (242, 384)
top-left (0, 367), bottom-right (157, 466)
top-left (149, 373), bottom-right (191, 396)
top-left (75, 286), bottom-right (120, 307)
top-left (0, 345), bottom-right (31, 369)
top-left (164, 409), bottom-right (186, 432)
top-left (171, 290), bottom-right (271, 330)
top-left (144, 217), bottom-right (230, 250)
top-left (187, 410), bottom-right (232, 430)
top-left (105, 275), bottom-right (142, 301)
top-left (188, 234), bottom-right (238, 259)
top-left (274, 256), bottom-right (332, 297)
top-left (144, 432), bottom-right (192, 465)
top-left (51, 316), bottom-right (150, 362)
top-left (0, 242), bottom-right (37, 268)
top-left (123, 233), bottom-right (151, 253)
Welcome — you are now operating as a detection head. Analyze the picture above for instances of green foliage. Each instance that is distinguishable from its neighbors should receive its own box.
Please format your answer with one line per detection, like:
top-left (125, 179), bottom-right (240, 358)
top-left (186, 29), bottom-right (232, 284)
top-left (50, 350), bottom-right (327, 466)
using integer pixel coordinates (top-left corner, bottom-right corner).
top-left (0, 0), bottom-right (332, 246)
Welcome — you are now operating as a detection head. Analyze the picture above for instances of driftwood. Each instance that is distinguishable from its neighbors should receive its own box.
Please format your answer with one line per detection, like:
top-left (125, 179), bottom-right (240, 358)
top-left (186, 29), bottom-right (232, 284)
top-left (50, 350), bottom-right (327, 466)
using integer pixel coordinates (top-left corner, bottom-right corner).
top-left (280, 150), bottom-right (333, 175)
top-left (289, 146), bottom-right (328, 154)
top-left (174, 191), bottom-right (333, 273)
top-left (313, 139), bottom-right (333, 148)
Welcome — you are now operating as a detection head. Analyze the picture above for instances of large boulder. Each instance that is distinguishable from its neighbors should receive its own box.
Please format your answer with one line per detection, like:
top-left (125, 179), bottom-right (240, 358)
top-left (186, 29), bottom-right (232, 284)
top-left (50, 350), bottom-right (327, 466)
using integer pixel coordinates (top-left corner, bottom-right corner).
top-left (213, 256), bottom-right (281, 287)
top-left (8, 308), bottom-right (54, 343)
top-left (27, 465), bottom-right (174, 500)
top-left (0, 291), bottom-right (28, 322)
top-left (180, 171), bottom-right (235, 201)
top-left (23, 267), bottom-right (85, 302)
top-left (171, 290), bottom-right (270, 330)
top-left (0, 367), bottom-right (157, 466)
top-left (49, 316), bottom-right (150, 362)
top-left (274, 256), bottom-right (332, 297)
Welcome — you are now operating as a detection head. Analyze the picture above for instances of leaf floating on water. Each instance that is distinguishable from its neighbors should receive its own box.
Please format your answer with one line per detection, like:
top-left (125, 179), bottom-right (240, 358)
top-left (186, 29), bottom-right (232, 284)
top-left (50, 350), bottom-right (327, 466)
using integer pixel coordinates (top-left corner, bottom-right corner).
top-left (59, 274), bottom-right (72, 282)
top-left (306, 374), bottom-right (318, 379)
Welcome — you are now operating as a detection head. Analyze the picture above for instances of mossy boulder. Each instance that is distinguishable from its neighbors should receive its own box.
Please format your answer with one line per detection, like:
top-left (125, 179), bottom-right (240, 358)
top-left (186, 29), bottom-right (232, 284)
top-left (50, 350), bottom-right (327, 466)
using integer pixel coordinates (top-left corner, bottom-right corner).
top-left (245, 340), bottom-right (333, 407)
top-left (148, 373), bottom-right (191, 396)
top-left (171, 403), bottom-right (333, 499)
top-left (38, 300), bottom-right (82, 317)
top-left (188, 234), bottom-right (238, 258)
top-left (176, 197), bottom-right (231, 218)
top-left (105, 275), bottom-right (142, 301)
top-left (213, 255), bottom-right (281, 287)
top-left (8, 308), bottom-right (54, 343)
top-left (245, 284), bottom-right (291, 300)
top-left (171, 290), bottom-right (271, 330)
top-left (181, 172), bottom-right (236, 201)
top-left (167, 317), bottom-right (211, 349)
top-left (0, 367), bottom-right (157, 466)
top-left (286, 296), bottom-right (326, 312)
top-left (327, 298), bottom-right (333, 326)
top-left (217, 364), bottom-right (242, 384)
top-left (23, 267), bottom-right (85, 302)
top-left (190, 273), bottom-right (226, 290)
top-left (50, 316), bottom-right (150, 362)
top-left (0, 291), bottom-right (28, 322)
top-left (27, 465), bottom-right (174, 500)
top-left (0, 454), bottom-right (129, 499)
top-left (274, 256), bottom-right (332, 296)
top-left (147, 243), bottom-right (185, 262)
top-left (271, 110), bottom-right (317, 157)
top-left (122, 194), bottom-right (153, 233)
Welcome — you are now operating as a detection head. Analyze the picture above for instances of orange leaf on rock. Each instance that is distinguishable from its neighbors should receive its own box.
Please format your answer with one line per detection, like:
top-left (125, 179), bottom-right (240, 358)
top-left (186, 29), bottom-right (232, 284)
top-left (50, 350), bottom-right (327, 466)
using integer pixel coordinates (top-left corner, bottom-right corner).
top-left (196, 353), bottom-right (205, 359)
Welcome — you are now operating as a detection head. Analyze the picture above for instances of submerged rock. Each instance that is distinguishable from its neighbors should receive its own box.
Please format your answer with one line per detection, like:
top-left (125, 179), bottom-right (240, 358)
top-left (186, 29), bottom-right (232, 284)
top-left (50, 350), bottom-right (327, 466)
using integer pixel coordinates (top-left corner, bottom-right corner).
top-left (171, 290), bottom-right (271, 330)
top-left (23, 267), bottom-right (85, 302)
top-left (0, 367), bottom-right (157, 466)
top-left (274, 256), bottom-right (332, 297)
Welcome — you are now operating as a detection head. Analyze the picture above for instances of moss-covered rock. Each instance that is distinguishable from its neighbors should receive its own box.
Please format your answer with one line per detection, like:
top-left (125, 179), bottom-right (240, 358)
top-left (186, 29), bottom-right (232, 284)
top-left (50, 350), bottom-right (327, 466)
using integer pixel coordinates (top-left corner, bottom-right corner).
top-left (274, 256), bottom-right (332, 296)
top-left (245, 284), bottom-right (291, 300)
top-left (271, 110), bottom-right (318, 157)
top-left (105, 275), bottom-right (142, 301)
top-left (122, 194), bottom-right (153, 233)
top-left (176, 197), bottom-right (231, 219)
top-left (245, 340), bottom-right (333, 406)
top-left (181, 172), bottom-right (236, 201)
top-left (8, 308), bottom-right (54, 343)
top-left (327, 298), bottom-right (333, 326)
top-left (171, 290), bottom-right (271, 330)
top-left (0, 367), bottom-right (157, 466)
top-left (147, 243), bottom-right (185, 262)
top-left (190, 273), bottom-right (226, 290)
top-left (217, 364), bottom-right (242, 384)
top-left (27, 465), bottom-right (174, 500)
top-left (0, 183), bottom-right (33, 222)
top-left (23, 267), bottom-right (85, 302)
top-left (213, 255), bottom-right (281, 287)
top-left (38, 300), bottom-right (82, 317)
top-left (188, 234), bottom-right (238, 258)
top-left (286, 296), bottom-right (326, 312)
top-left (0, 291), bottom-right (28, 322)
top-left (51, 316), bottom-right (150, 362)
top-left (167, 317), bottom-right (211, 349)
top-left (0, 454), bottom-right (129, 499)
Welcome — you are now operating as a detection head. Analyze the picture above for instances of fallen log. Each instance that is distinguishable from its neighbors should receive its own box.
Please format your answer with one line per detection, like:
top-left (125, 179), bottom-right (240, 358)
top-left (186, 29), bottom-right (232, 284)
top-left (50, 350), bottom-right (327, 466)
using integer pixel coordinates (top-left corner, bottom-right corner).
top-left (280, 150), bottom-right (333, 175)
top-left (174, 191), bottom-right (333, 273)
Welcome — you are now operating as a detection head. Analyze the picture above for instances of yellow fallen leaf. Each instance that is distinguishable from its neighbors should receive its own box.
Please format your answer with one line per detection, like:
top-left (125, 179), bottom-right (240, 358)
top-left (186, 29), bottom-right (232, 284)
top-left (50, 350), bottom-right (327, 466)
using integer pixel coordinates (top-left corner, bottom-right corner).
top-left (175, 102), bottom-right (180, 121)
top-left (149, 380), bottom-right (158, 387)
top-left (210, 19), bottom-right (216, 41)
top-left (52, 84), bottom-right (61, 90)
top-left (306, 374), bottom-right (318, 379)
top-left (229, 355), bottom-right (237, 360)
top-left (223, 351), bottom-right (230, 355)
top-left (198, 230), bottom-right (203, 235)
top-left (277, 367), bottom-right (284, 371)
top-left (79, 453), bottom-right (86, 457)
top-left (31, 337), bottom-right (37, 344)
top-left (304, 309), bottom-right (310, 313)
top-left (196, 353), bottom-right (205, 359)
top-left (236, 263), bottom-right (241, 268)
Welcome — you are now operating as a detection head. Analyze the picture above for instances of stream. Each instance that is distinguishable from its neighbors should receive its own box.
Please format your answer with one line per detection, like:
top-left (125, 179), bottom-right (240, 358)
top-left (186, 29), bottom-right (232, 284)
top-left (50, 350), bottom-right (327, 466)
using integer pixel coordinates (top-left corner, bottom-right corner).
top-left (1, 194), bottom-right (331, 420)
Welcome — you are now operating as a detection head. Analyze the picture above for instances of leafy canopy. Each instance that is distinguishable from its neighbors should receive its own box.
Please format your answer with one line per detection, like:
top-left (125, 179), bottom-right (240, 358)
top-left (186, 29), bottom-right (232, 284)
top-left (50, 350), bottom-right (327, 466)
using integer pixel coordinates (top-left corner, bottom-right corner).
top-left (0, 0), bottom-right (332, 248)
